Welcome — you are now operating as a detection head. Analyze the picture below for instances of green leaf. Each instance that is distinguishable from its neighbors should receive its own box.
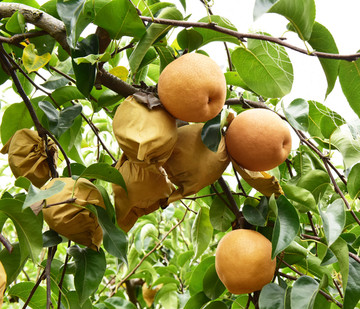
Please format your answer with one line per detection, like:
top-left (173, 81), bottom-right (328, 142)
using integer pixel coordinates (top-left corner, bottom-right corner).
top-left (103, 296), bottom-right (137, 309)
top-left (129, 7), bottom-right (183, 73)
top-left (330, 237), bottom-right (349, 292)
top-left (191, 206), bottom-right (213, 260)
top-left (296, 169), bottom-right (330, 203)
top-left (203, 301), bottom-right (228, 309)
top-left (224, 71), bottom-right (251, 90)
top-left (308, 22), bottom-right (339, 97)
top-left (201, 113), bottom-right (222, 152)
top-left (0, 199), bottom-right (43, 263)
top-left (194, 15), bottom-right (239, 46)
top-left (96, 206), bottom-right (127, 265)
top-left (184, 292), bottom-right (210, 309)
top-left (39, 101), bottom-right (82, 138)
top-left (347, 163), bottom-right (360, 198)
top-left (65, 291), bottom-right (93, 309)
top-left (5, 10), bottom-right (25, 33)
top-left (270, 195), bottom-right (300, 259)
top-left (177, 28), bottom-right (203, 52)
top-left (42, 230), bottom-right (63, 247)
top-left (23, 180), bottom-right (65, 209)
top-left (290, 276), bottom-right (319, 309)
top-left (203, 264), bottom-right (226, 299)
top-left (71, 34), bottom-right (99, 98)
top-left (94, 0), bottom-right (146, 40)
top-left (8, 282), bottom-right (47, 309)
top-left (22, 43), bottom-right (51, 73)
top-left (339, 58), bottom-right (360, 119)
top-left (281, 184), bottom-right (318, 213)
top-left (330, 126), bottom-right (360, 169)
top-left (57, 0), bottom-right (91, 49)
top-left (68, 246), bottom-right (107, 305)
top-left (283, 98), bottom-right (309, 131)
top-left (0, 243), bottom-right (28, 285)
top-left (0, 102), bottom-right (33, 144)
top-left (79, 163), bottom-right (126, 188)
top-left (268, 0), bottom-right (316, 41)
top-left (154, 45), bottom-right (176, 72)
top-left (232, 37), bottom-right (293, 98)
top-left (253, 0), bottom-right (278, 20)
top-left (343, 255), bottom-right (360, 309)
top-left (209, 196), bottom-right (236, 232)
top-left (51, 86), bottom-right (85, 106)
top-left (242, 196), bottom-right (268, 227)
top-left (155, 283), bottom-right (179, 309)
top-left (233, 295), bottom-right (256, 309)
top-left (320, 199), bottom-right (345, 246)
top-left (259, 283), bottom-right (286, 309)
top-left (189, 256), bottom-right (215, 296)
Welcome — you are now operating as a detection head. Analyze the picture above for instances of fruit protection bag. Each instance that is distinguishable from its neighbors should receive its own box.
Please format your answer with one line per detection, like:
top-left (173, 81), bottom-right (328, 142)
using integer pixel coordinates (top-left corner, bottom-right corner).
top-left (112, 96), bottom-right (177, 232)
top-left (41, 177), bottom-right (106, 251)
top-left (0, 128), bottom-right (57, 188)
top-left (163, 123), bottom-right (230, 204)
top-left (0, 261), bottom-right (6, 307)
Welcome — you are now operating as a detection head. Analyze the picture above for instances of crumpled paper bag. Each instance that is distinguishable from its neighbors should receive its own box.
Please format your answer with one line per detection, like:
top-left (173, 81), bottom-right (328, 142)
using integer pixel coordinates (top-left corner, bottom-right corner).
top-left (112, 95), bottom-right (177, 165)
top-left (1, 129), bottom-right (57, 187)
top-left (163, 123), bottom-right (230, 204)
top-left (41, 177), bottom-right (105, 251)
top-left (112, 95), bottom-right (177, 232)
top-left (113, 156), bottom-right (174, 232)
top-left (0, 261), bottom-right (6, 307)
top-left (232, 159), bottom-right (284, 197)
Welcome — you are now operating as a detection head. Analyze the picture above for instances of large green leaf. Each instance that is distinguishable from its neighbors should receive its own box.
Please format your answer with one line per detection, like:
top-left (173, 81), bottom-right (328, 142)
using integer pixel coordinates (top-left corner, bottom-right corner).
top-left (192, 206), bottom-right (213, 260)
top-left (23, 180), bottom-right (65, 209)
top-left (79, 163), bottom-right (126, 188)
top-left (71, 34), bottom-right (99, 98)
top-left (184, 292), bottom-right (210, 309)
top-left (320, 199), bottom-right (345, 246)
top-left (308, 22), bottom-right (339, 97)
top-left (242, 196), bottom-right (268, 227)
top-left (259, 283), bottom-right (286, 309)
top-left (51, 86), bottom-right (85, 106)
top-left (283, 98), bottom-right (309, 131)
top-left (268, 0), bottom-right (316, 41)
top-left (330, 237), bottom-right (349, 292)
top-left (347, 162), bottom-right (360, 199)
top-left (0, 199), bottom-right (43, 263)
top-left (94, 0), bottom-right (146, 39)
top-left (281, 184), bottom-right (317, 213)
top-left (68, 246), bottom-right (107, 305)
top-left (8, 282), bottom-right (48, 309)
top-left (232, 37), bottom-right (293, 98)
top-left (189, 256), bottom-right (215, 296)
top-left (202, 264), bottom-right (226, 299)
top-left (5, 10), bottom-right (25, 33)
top-left (331, 126), bottom-right (360, 169)
top-left (339, 57), bottom-right (360, 119)
top-left (39, 101), bottom-right (82, 138)
top-left (194, 15), bottom-right (239, 46)
top-left (129, 7), bottom-right (183, 74)
top-left (0, 102), bottom-right (33, 144)
top-left (154, 45), bottom-right (176, 73)
top-left (103, 296), bottom-right (137, 309)
top-left (177, 28), bottom-right (203, 52)
top-left (96, 206), bottom-right (127, 265)
top-left (155, 283), bottom-right (179, 309)
top-left (209, 195), bottom-right (236, 232)
top-left (57, 0), bottom-right (91, 49)
top-left (343, 255), bottom-right (360, 309)
top-left (270, 195), bottom-right (300, 259)
top-left (296, 169), bottom-right (330, 203)
top-left (203, 301), bottom-right (228, 309)
top-left (290, 276), bottom-right (319, 309)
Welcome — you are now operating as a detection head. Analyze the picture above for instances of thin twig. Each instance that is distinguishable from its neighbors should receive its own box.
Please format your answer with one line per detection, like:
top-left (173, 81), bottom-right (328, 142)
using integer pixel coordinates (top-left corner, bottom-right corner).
top-left (0, 233), bottom-right (13, 253)
top-left (57, 241), bottom-right (71, 309)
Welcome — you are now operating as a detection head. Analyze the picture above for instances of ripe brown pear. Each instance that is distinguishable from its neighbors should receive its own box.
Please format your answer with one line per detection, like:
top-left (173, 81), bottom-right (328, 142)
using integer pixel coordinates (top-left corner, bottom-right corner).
top-left (225, 108), bottom-right (292, 171)
top-left (215, 229), bottom-right (276, 295)
top-left (157, 53), bottom-right (227, 122)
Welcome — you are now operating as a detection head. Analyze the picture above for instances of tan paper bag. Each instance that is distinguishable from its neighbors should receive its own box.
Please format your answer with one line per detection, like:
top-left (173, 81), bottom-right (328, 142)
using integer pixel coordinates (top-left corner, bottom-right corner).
top-left (112, 96), bottom-right (178, 231)
top-left (164, 123), bottom-right (230, 203)
top-left (42, 177), bottom-right (105, 251)
top-left (0, 261), bottom-right (6, 308)
top-left (1, 129), bottom-right (57, 187)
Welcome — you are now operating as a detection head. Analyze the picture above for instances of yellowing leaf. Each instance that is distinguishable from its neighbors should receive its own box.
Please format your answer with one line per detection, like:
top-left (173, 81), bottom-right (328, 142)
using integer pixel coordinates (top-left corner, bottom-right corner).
top-left (232, 159), bottom-right (284, 197)
top-left (22, 44), bottom-right (51, 73)
top-left (109, 66), bottom-right (129, 81)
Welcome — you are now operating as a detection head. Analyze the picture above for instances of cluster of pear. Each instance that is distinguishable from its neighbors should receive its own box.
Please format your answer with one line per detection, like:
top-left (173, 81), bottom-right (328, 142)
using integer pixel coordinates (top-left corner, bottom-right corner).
top-left (157, 53), bottom-right (291, 294)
